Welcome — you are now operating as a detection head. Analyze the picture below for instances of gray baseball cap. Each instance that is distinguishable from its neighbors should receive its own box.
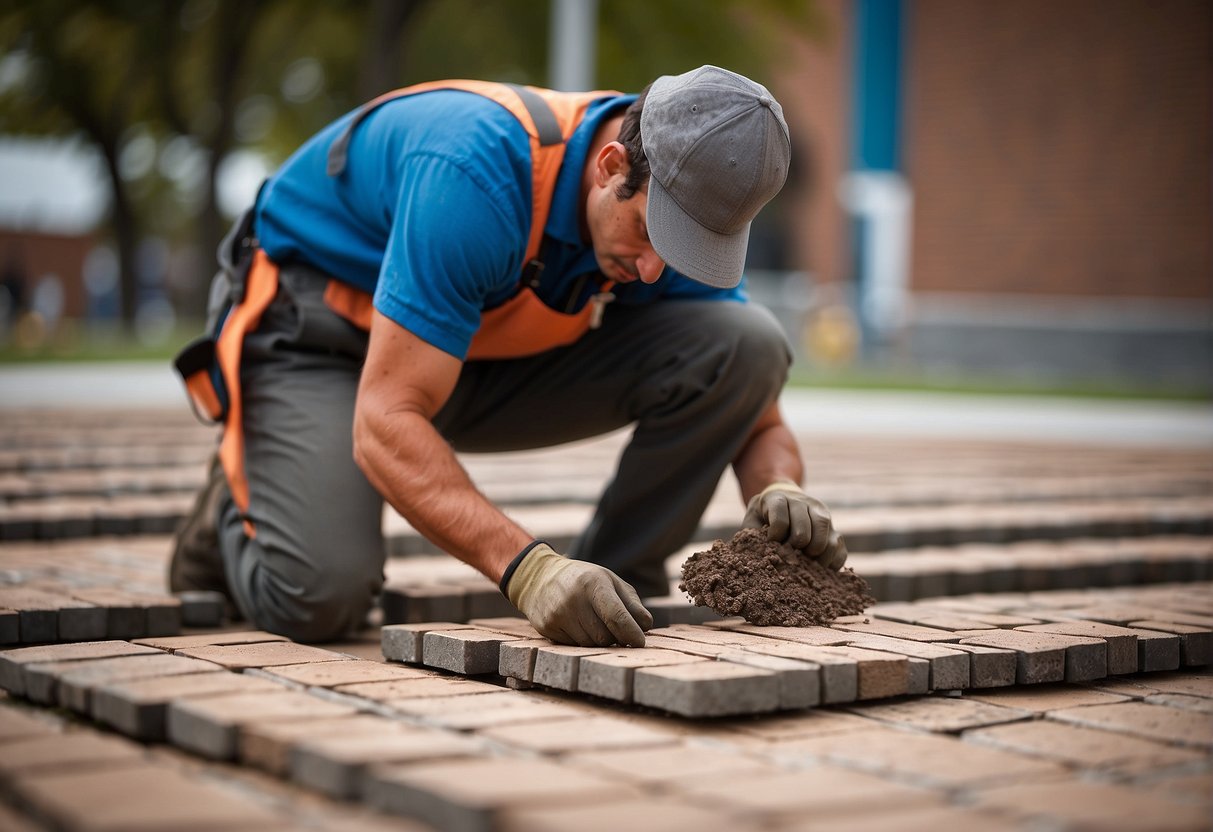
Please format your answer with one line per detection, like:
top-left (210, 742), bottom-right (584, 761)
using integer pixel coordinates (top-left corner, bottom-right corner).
top-left (641, 65), bottom-right (791, 288)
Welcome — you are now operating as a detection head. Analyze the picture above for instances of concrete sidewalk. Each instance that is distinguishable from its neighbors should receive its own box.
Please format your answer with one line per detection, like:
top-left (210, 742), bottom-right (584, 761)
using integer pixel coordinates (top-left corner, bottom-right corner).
top-left (2, 360), bottom-right (1210, 448)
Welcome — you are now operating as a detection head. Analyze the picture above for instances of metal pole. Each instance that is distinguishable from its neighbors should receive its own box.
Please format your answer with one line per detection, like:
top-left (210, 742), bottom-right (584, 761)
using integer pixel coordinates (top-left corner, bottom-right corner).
top-left (549, 0), bottom-right (597, 91)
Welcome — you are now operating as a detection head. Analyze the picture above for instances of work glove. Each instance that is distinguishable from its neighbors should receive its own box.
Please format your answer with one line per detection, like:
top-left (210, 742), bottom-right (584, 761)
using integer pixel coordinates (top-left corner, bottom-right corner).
top-left (743, 481), bottom-right (848, 570)
top-left (501, 541), bottom-right (652, 647)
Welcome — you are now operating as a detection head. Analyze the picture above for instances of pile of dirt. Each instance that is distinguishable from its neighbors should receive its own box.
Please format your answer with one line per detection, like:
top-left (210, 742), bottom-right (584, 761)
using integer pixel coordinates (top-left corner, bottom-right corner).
top-left (679, 527), bottom-right (875, 627)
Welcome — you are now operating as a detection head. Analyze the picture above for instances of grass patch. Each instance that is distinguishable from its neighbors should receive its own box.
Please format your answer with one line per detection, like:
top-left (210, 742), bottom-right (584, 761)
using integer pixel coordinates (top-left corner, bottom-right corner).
top-left (0, 320), bottom-right (200, 364)
top-left (3, 321), bottom-right (1206, 404)
top-left (788, 365), bottom-right (1211, 402)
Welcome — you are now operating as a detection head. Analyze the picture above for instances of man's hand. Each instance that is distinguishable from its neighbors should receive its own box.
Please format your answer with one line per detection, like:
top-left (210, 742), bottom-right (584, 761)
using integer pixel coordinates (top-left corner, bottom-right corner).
top-left (743, 481), bottom-right (848, 570)
top-left (503, 543), bottom-right (652, 647)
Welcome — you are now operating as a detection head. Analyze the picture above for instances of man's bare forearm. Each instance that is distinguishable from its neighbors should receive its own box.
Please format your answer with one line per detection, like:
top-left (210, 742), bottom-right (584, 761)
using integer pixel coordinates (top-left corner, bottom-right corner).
top-left (732, 404), bottom-right (804, 501)
top-left (353, 405), bottom-right (532, 585)
top-left (355, 313), bottom-right (536, 583)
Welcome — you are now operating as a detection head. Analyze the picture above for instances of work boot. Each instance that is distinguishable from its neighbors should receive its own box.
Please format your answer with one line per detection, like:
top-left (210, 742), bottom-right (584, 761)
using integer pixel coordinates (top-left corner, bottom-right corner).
top-left (169, 454), bottom-right (233, 606)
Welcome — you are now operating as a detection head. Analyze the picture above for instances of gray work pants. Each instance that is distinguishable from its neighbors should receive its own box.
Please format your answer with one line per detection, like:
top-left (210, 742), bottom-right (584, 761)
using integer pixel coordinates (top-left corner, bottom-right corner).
top-left (214, 262), bottom-right (791, 642)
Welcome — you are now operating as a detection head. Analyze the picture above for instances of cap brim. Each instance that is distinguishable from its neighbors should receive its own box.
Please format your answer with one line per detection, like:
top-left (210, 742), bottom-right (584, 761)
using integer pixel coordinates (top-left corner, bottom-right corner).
top-left (646, 175), bottom-right (748, 289)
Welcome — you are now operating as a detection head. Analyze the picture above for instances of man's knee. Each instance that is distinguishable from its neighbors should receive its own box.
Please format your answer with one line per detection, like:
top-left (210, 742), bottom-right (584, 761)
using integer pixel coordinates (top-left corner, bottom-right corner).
top-left (633, 302), bottom-right (791, 421)
top-left (240, 552), bottom-right (382, 643)
top-left (694, 303), bottom-right (791, 405)
top-left (725, 303), bottom-right (792, 385)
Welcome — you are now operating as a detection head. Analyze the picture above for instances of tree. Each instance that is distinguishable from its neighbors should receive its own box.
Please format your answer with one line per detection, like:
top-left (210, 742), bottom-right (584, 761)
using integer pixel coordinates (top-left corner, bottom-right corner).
top-left (0, 0), bottom-right (155, 328)
top-left (0, 0), bottom-right (818, 329)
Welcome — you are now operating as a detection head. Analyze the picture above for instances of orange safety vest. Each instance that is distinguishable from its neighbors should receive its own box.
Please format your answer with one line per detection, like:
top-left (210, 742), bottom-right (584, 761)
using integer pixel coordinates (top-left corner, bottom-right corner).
top-left (176, 81), bottom-right (620, 534)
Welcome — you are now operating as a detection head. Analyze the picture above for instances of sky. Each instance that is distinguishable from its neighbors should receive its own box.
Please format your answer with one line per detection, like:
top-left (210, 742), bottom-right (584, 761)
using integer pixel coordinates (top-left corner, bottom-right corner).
top-left (0, 135), bottom-right (269, 236)
top-left (0, 137), bottom-right (107, 235)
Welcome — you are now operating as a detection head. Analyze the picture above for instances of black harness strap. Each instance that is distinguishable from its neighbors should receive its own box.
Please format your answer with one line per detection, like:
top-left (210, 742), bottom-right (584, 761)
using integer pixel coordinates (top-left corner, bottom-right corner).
top-left (327, 83), bottom-right (563, 177)
top-left (504, 83), bottom-right (564, 147)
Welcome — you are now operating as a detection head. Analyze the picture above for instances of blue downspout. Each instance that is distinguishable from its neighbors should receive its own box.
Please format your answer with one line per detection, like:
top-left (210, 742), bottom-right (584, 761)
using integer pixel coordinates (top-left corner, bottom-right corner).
top-left (849, 0), bottom-right (905, 345)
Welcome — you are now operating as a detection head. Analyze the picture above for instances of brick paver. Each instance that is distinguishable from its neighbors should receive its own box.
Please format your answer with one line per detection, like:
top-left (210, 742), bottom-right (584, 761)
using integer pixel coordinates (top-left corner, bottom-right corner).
top-left (175, 641), bottom-right (353, 669)
top-left (1126, 621), bottom-right (1212, 665)
top-left (363, 757), bottom-right (637, 832)
top-left (531, 644), bottom-right (613, 690)
top-left (576, 649), bottom-right (706, 702)
top-left (633, 661), bottom-right (781, 717)
top-left (293, 728), bottom-right (482, 798)
top-left (0, 732), bottom-right (146, 780)
top-left (1145, 672), bottom-right (1213, 699)
top-left (91, 670), bottom-right (285, 740)
top-left (771, 726), bottom-right (1069, 789)
top-left (495, 637), bottom-right (551, 681)
top-left (0, 609), bottom-right (17, 646)
top-left (167, 690), bottom-right (360, 759)
top-left (132, 630), bottom-right (289, 650)
top-left (964, 683), bottom-right (1131, 713)
top-left (713, 709), bottom-right (877, 742)
top-left (499, 796), bottom-right (756, 832)
top-left (1017, 620), bottom-right (1142, 674)
top-left (12, 763), bottom-right (289, 831)
top-left (337, 676), bottom-right (501, 703)
top-left (777, 804), bottom-right (1026, 832)
top-left (389, 692), bottom-right (584, 730)
top-left (944, 642), bottom-right (1018, 687)
top-left (3, 410), bottom-right (1212, 829)
top-left (673, 765), bottom-right (945, 819)
top-left (239, 714), bottom-right (403, 775)
top-left (381, 622), bottom-right (475, 664)
top-left (715, 649), bottom-right (823, 708)
top-left (0, 587), bottom-right (106, 643)
top-left (739, 642), bottom-right (859, 703)
top-left (422, 629), bottom-right (521, 675)
top-left (0, 701), bottom-right (59, 742)
top-left (1048, 700), bottom-right (1213, 749)
top-left (959, 630), bottom-right (1084, 683)
top-left (257, 659), bottom-right (431, 689)
top-left (970, 778), bottom-right (1211, 831)
top-left (966, 719), bottom-right (1207, 773)
top-left (0, 801), bottom-right (40, 832)
top-left (844, 695), bottom-right (1031, 733)
top-left (49, 653), bottom-right (224, 712)
top-left (1144, 691), bottom-right (1213, 713)
top-left (0, 641), bottom-right (158, 697)
top-left (565, 742), bottom-right (780, 785)
top-left (478, 714), bottom-right (677, 754)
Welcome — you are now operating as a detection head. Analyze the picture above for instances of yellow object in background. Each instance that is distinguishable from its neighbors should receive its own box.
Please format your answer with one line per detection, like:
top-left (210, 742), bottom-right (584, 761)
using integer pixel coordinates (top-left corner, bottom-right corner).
top-left (803, 303), bottom-right (859, 366)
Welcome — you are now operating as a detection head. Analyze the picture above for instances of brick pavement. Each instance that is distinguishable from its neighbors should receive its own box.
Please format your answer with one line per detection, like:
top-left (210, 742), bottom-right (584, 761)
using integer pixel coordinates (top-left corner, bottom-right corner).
top-left (0, 407), bottom-right (1210, 829)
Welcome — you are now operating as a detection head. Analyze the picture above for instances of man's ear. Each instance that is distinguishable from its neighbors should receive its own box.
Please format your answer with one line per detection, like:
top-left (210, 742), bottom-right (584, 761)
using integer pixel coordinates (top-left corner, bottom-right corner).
top-left (594, 141), bottom-right (629, 187)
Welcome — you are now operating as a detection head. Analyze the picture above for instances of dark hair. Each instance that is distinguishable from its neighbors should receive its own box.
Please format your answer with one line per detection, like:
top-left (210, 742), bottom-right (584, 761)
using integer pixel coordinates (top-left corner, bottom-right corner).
top-left (614, 84), bottom-right (652, 201)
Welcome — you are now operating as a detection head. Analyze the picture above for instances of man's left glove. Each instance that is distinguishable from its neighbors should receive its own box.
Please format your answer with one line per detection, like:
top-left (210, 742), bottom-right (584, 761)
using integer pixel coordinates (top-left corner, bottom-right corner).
top-left (743, 480), bottom-right (848, 570)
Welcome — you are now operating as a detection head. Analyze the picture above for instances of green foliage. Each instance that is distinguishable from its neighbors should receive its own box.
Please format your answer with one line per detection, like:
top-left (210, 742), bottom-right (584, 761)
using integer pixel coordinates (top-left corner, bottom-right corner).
top-left (0, 0), bottom-right (820, 324)
top-left (2, 0), bottom-right (821, 175)
top-left (398, 0), bottom-right (822, 94)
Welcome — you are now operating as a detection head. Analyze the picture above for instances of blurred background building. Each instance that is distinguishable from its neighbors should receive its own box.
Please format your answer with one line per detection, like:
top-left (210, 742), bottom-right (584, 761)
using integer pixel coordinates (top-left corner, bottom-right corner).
top-left (0, 0), bottom-right (1209, 395)
top-left (767, 0), bottom-right (1211, 393)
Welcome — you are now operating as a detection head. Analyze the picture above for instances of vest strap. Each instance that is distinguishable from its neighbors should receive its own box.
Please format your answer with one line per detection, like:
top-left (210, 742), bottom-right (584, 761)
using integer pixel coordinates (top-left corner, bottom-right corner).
top-left (504, 83), bottom-right (563, 146)
top-left (327, 81), bottom-right (569, 177)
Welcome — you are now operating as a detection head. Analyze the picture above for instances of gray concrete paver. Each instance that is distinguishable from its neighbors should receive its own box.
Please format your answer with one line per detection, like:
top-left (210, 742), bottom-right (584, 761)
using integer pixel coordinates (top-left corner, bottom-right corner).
top-left (2, 403), bottom-right (1212, 830)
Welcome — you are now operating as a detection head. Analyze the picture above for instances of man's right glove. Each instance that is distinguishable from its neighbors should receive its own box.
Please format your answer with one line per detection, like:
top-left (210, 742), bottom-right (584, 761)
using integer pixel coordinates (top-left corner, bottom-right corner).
top-left (501, 541), bottom-right (652, 647)
top-left (743, 480), bottom-right (848, 570)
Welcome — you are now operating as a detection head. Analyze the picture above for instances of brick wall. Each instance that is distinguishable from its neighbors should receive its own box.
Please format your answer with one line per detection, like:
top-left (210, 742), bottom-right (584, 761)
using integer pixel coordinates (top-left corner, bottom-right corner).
top-left (0, 230), bottom-right (93, 319)
top-left (905, 0), bottom-right (1212, 298)
top-left (772, 0), bottom-right (852, 286)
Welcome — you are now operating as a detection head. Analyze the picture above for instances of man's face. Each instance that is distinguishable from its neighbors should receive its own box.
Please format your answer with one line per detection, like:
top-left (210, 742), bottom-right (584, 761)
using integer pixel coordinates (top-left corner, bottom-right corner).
top-left (585, 143), bottom-right (666, 285)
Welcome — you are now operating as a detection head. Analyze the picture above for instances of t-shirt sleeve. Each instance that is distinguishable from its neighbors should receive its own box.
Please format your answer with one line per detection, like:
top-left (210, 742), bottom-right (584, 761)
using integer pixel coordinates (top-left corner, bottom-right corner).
top-left (373, 153), bottom-right (527, 359)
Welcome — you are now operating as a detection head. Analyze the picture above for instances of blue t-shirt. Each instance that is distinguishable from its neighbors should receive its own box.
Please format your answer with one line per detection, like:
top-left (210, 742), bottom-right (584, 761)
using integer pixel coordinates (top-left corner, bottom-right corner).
top-left (255, 89), bottom-right (745, 359)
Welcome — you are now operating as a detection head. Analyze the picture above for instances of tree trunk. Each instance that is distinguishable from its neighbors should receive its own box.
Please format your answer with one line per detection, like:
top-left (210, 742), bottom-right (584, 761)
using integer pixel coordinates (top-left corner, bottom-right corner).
top-left (186, 0), bottom-right (264, 320)
top-left (99, 140), bottom-right (140, 330)
top-left (358, 0), bottom-right (427, 100)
